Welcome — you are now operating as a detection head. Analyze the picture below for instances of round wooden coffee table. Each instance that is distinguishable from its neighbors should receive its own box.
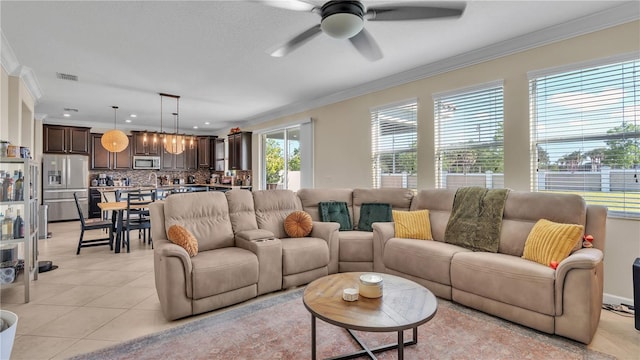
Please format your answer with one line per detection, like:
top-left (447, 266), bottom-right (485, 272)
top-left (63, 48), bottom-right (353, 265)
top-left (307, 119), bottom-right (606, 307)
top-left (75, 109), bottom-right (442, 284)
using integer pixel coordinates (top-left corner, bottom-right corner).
top-left (303, 272), bottom-right (437, 360)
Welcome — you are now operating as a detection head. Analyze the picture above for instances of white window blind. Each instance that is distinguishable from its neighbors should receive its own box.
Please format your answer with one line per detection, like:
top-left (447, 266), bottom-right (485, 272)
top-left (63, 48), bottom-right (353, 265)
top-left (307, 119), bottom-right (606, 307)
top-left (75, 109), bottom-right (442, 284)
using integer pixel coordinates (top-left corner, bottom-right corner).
top-left (371, 100), bottom-right (417, 189)
top-left (434, 83), bottom-right (504, 189)
top-left (530, 58), bottom-right (640, 219)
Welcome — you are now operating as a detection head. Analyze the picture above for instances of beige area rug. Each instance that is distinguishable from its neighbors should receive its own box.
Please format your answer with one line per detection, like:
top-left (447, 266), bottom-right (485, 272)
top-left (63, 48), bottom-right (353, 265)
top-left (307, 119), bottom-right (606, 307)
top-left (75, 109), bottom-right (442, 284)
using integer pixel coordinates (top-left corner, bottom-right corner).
top-left (70, 288), bottom-right (612, 360)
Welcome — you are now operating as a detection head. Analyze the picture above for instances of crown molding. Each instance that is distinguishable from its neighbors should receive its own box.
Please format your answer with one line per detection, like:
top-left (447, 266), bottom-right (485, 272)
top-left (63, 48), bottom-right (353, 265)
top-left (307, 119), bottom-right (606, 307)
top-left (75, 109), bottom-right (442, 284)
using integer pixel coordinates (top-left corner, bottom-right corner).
top-left (34, 113), bottom-right (47, 122)
top-left (1, 30), bottom-right (20, 74)
top-left (1, 30), bottom-right (44, 103)
top-left (242, 2), bottom-right (640, 127)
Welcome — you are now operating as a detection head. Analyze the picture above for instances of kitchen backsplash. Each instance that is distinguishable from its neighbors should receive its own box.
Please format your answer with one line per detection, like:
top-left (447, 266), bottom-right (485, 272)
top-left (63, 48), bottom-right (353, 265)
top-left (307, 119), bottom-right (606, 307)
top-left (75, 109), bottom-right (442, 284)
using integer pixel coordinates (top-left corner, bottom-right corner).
top-left (88, 169), bottom-right (253, 186)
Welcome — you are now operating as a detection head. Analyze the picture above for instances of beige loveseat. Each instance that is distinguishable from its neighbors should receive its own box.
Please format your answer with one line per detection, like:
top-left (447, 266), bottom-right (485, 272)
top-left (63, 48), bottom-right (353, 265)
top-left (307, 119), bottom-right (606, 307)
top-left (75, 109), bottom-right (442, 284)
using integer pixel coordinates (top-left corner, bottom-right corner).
top-left (150, 188), bottom-right (606, 344)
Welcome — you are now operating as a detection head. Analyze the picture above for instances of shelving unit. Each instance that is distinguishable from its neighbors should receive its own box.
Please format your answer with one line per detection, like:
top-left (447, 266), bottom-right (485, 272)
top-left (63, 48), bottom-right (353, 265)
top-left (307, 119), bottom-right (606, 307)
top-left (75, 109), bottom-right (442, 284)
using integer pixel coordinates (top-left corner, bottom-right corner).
top-left (0, 157), bottom-right (38, 302)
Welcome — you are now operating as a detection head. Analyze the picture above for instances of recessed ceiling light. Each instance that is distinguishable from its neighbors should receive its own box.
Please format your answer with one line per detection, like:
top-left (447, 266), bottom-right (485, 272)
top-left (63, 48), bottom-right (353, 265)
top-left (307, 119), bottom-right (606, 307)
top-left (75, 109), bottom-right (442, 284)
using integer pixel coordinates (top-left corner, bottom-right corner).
top-left (63, 113), bottom-right (71, 117)
top-left (125, 119), bottom-right (132, 123)
top-left (130, 114), bottom-right (137, 118)
top-left (193, 126), bottom-right (198, 129)
top-left (204, 122), bottom-right (210, 125)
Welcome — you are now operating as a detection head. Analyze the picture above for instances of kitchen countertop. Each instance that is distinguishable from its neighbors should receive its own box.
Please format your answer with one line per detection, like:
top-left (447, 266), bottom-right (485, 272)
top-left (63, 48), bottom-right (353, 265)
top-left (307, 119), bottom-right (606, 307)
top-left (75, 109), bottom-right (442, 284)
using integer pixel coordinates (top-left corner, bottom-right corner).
top-left (90, 183), bottom-right (252, 191)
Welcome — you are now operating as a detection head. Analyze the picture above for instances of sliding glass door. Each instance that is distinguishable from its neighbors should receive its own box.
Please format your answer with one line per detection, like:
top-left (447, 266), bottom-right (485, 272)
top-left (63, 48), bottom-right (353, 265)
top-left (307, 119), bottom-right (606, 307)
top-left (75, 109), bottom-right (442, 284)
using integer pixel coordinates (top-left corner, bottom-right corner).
top-left (263, 127), bottom-right (302, 191)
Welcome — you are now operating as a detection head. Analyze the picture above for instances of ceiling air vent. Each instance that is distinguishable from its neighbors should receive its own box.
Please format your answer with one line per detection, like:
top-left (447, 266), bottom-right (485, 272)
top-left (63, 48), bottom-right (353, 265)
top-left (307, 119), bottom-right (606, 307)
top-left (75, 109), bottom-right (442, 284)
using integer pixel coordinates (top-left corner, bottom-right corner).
top-left (63, 108), bottom-right (79, 113)
top-left (56, 72), bottom-right (78, 81)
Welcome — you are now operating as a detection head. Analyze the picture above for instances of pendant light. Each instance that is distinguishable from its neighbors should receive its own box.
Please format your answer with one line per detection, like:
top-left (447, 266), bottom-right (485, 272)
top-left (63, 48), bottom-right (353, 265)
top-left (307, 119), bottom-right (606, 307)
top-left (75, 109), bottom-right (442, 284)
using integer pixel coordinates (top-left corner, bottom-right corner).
top-left (101, 106), bottom-right (129, 153)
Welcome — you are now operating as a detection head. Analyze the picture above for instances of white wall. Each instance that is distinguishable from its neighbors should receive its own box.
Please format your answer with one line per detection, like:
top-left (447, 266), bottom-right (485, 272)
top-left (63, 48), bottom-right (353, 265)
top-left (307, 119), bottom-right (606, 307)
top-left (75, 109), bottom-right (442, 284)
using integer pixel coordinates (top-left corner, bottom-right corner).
top-left (243, 21), bottom-right (640, 301)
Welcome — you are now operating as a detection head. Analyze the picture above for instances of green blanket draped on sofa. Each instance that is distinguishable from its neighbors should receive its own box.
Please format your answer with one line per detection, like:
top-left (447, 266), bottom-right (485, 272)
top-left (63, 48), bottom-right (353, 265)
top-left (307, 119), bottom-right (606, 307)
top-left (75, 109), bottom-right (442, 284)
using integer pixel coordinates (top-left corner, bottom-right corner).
top-left (444, 187), bottom-right (510, 252)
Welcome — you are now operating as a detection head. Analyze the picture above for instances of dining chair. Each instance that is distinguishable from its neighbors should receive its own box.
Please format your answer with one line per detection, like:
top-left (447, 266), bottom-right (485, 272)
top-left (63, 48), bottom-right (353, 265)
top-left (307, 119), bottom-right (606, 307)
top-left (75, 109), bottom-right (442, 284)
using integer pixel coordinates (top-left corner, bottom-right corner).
top-left (74, 192), bottom-right (113, 254)
top-left (123, 190), bottom-right (154, 250)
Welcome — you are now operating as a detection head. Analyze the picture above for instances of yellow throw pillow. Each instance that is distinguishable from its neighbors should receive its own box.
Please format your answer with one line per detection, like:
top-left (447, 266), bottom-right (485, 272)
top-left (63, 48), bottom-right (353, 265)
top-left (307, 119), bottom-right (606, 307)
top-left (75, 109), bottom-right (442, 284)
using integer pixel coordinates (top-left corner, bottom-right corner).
top-left (167, 225), bottom-right (199, 257)
top-left (284, 211), bottom-right (313, 238)
top-left (392, 210), bottom-right (432, 240)
top-left (522, 219), bottom-right (584, 266)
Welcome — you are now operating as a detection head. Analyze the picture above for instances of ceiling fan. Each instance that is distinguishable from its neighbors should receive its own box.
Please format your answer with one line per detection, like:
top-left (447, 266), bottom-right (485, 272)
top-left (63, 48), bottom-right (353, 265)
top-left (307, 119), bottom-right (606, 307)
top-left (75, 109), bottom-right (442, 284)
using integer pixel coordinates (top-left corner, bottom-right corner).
top-left (260, 0), bottom-right (466, 61)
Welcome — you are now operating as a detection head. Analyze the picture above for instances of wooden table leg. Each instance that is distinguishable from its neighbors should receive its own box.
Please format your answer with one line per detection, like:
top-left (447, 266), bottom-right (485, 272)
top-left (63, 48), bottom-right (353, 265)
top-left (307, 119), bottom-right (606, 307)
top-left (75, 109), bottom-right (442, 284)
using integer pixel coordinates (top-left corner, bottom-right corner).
top-left (398, 330), bottom-right (404, 360)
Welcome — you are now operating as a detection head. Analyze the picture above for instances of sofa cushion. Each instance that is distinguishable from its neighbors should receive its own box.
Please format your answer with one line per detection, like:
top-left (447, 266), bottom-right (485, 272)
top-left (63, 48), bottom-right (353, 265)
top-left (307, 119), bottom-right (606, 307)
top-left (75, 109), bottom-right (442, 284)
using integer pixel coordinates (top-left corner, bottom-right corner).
top-left (451, 251), bottom-right (556, 315)
top-left (392, 210), bottom-right (432, 240)
top-left (522, 219), bottom-right (584, 266)
top-left (190, 247), bottom-right (258, 300)
top-left (164, 192), bottom-right (234, 251)
top-left (500, 192), bottom-right (586, 256)
top-left (338, 231), bottom-right (373, 262)
top-left (410, 189), bottom-right (455, 242)
top-left (353, 188), bottom-right (413, 230)
top-left (253, 190), bottom-right (302, 239)
top-left (284, 211), bottom-right (313, 237)
top-left (358, 203), bottom-right (392, 232)
top-left (167, 224), bottom-right (198, 257)
top-left (226, 189), bottom-right (259, 233)
top-left (281, 237), bottom-right (329, 275)
top-left (319, 201), bottom-right (352, 231)
top-left (384, 238), bottom-right (470, 286)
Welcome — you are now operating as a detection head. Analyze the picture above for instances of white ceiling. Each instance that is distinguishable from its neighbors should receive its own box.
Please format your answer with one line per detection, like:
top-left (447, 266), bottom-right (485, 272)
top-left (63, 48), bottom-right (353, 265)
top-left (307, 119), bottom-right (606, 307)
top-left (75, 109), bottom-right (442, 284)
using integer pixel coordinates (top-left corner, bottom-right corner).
top-left (1, 0), bottom-right (638, 134)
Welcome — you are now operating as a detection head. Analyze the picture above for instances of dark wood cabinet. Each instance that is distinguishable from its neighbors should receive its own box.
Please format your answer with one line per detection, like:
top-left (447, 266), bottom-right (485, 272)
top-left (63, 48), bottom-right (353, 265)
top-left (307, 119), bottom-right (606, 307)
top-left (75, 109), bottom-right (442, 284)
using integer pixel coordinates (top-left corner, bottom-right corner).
top-left (90, 133), bottom-right (132, 170)
top-left (132, 131), bottom-right (161, 156)
top-left (113, 136), bottom-right (133, 169)
top-left (228, 132), bottom-right (252, 171)
top-left (185, 144), bottom-right (197, 170)
top-left (91, 134), bottom-right (111, 169)
top-left (214, 138), bottom-right (225, 172)
top-left (197, 136), bottom-right (219, 169)
top-left (44, 125), bottom-right (90, 155)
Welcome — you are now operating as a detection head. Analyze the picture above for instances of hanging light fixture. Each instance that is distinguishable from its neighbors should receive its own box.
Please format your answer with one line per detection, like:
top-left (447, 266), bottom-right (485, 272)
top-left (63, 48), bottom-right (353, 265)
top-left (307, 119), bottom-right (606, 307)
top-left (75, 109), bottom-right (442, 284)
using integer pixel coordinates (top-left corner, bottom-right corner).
top-left (101, 106), bottom-right (129, 153)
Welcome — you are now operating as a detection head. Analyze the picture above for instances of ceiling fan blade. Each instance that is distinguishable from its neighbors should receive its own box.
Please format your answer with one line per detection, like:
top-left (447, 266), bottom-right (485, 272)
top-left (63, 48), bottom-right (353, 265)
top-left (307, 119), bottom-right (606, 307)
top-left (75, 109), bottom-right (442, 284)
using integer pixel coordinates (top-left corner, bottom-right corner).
top-left (349, 29), bottom-right (383, 62)
top-left (256, 0), bottom-right (317, 12)
top-left (268, 24), bottom-right (322, 57)
top-left (366, 3), bottom-right (465, 21)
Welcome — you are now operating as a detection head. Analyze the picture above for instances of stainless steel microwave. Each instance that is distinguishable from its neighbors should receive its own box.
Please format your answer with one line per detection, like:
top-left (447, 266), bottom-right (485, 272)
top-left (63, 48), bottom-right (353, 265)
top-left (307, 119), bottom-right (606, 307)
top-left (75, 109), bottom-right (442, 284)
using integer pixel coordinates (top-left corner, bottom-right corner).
top-left (133, 156), bottom-right (161, 170)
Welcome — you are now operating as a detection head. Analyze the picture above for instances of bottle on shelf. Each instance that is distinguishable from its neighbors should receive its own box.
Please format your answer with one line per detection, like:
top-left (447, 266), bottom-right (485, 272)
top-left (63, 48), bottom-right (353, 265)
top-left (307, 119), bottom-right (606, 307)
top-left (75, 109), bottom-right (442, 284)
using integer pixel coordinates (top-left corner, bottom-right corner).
top-left (13, 209), bottom-right (24, 239)
top-left (14, 170), bottom-right (23, 201)
top-left (3, 172), bottom-right (13, 201)
top-left (2, 207), bottom-right (13, 240)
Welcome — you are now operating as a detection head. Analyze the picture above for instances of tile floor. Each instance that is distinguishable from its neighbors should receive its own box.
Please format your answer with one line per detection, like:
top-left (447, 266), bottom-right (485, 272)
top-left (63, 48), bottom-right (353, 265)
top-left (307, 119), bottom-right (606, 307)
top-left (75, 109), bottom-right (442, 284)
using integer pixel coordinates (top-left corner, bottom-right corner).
top-left (1, 221), bottom-right (639, 359)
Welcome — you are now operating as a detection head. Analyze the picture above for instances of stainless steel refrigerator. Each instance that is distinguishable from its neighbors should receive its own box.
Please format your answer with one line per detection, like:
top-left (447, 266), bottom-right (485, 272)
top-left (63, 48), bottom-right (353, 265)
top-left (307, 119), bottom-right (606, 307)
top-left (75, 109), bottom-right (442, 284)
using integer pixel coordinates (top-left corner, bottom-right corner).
top-left (43, 154), bottom-right (89, 221)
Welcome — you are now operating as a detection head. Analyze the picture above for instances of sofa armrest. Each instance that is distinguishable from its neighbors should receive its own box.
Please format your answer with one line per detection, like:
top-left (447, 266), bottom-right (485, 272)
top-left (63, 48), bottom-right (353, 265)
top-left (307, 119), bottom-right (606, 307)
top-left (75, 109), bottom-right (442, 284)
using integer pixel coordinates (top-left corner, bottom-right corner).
top-left (235, 229), bottom-right (276, 242)
top-left (236, 236), bottom-right (283, 295)
top-left (310, 221), bottom-right (340, 274)
top-left (372, 222), bottom-right (395, 273)
top-left (554, 248), bottom-right (603, 315)
top-left (153, 238), bottom-right (194, 320)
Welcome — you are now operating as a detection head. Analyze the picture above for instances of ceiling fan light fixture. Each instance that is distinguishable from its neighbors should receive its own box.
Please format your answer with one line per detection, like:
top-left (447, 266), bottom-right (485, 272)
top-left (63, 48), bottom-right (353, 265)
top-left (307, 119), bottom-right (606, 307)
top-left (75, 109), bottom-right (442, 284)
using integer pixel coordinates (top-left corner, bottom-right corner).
top-left (321, 1), bottom-right (364, 39)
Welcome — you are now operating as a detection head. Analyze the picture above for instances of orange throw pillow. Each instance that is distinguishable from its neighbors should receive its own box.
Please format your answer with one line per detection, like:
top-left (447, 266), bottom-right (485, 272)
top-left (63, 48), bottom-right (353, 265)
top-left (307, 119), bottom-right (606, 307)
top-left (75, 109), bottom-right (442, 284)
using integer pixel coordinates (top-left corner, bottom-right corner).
top-left (284, 211), bottom-right (313, 238)
top-left (167, 225), bottom-right (198, 257)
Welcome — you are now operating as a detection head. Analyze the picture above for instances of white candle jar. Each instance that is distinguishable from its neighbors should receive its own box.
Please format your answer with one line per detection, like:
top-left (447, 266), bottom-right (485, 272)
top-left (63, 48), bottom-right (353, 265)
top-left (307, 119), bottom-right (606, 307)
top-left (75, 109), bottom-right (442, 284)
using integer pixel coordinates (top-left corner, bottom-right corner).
top-left (359, 273), bottom-right (383, 298)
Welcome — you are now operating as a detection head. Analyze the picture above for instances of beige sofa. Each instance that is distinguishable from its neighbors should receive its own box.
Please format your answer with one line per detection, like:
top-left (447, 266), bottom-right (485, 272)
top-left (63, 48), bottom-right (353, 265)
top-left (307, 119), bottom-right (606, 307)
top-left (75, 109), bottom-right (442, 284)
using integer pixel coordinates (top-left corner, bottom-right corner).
top-left (150, 188), bottom-right (606, 344)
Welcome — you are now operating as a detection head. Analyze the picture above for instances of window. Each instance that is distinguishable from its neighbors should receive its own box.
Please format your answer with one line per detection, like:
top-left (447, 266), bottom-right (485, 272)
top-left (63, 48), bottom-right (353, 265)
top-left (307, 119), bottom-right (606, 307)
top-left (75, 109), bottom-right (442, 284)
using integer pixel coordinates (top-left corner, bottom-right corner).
top-left (434, 82), bottom-right (504, 189)
top-left (371, 100), bottom-right (417, 190)
top-left (530, 57), bottom-right (639, 218)
top-left (259, 119), bottom-right (313, 191)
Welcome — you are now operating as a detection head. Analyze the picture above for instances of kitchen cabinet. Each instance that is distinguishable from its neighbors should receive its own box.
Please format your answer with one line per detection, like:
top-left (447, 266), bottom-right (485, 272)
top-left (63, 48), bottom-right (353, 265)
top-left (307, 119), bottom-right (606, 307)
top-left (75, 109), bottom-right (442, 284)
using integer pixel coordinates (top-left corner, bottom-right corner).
top-left (0, 158), bottom-right (39, 302)
top-left (228, 131), bottom-right (251, 171)
top-left (197, 136), bottom-right (218, 169)
top-left (43, 125), bottom-right (90, 155)
top-left (132, 131), bottom-right (161, 156)
top-left (214, 138), bottom-right (225, 172)
top-left (162, 141), bottom-right (197, 171)
top-left (90, 133), bottom-right (132, 170)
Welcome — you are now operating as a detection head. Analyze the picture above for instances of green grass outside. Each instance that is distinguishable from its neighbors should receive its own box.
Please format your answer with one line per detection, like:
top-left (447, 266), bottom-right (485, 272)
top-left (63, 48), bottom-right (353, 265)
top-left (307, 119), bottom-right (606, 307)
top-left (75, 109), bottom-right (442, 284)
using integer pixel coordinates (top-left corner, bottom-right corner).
top-left (541, 190), bottom-right (640, 214)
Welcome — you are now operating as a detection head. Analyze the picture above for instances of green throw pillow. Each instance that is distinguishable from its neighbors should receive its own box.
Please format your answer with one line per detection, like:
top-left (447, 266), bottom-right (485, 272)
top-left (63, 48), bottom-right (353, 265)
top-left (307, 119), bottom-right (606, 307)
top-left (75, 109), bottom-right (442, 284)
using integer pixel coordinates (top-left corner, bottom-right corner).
top-left (358, 203), bottom-right (393, 232)
top-left (319, 201), bottom-right (352, 231)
